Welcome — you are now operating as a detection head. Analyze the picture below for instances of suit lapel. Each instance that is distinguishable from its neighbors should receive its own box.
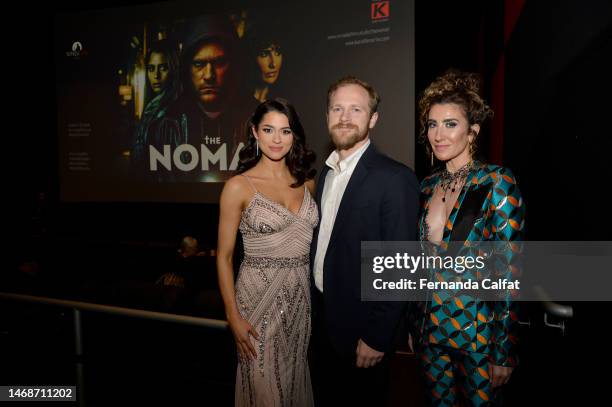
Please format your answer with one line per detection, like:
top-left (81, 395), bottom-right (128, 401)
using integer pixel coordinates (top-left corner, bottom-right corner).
top-left (449, 184), bottom-right (489, 242)
top-left (311, 165), bottom-right (330, 263)
top-left (444, 164), bottom-right (488, 243)
top-left (442, 174), bottom-right (472, 243)
top-left (316, 166), bottom-right (330, 208)
top-left (449, 164), bottom-right (491, 242)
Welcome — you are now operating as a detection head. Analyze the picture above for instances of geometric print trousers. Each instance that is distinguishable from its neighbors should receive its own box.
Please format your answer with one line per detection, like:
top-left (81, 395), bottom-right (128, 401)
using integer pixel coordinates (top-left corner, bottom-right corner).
top-left (418, 344), bottom-right (501, 406)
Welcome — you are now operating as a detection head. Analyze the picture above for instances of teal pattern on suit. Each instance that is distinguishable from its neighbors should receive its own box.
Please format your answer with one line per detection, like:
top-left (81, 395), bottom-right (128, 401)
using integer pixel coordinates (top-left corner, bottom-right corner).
top-left (416, 161), bottom-right (525, 406)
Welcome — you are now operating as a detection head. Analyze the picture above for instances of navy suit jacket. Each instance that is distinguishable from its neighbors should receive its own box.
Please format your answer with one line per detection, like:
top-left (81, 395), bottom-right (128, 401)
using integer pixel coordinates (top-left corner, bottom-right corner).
top-left (310, 144), bottom-right (419, 357)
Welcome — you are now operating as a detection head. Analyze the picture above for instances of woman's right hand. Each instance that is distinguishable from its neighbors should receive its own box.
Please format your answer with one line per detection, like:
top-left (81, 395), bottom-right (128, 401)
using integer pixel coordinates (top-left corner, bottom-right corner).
top-left (228, 314), bottom-right (260, 360)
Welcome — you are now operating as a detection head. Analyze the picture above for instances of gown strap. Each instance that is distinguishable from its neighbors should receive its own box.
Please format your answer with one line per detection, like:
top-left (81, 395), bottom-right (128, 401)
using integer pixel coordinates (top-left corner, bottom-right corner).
top-left (241, 174), bottom-right (258, 194)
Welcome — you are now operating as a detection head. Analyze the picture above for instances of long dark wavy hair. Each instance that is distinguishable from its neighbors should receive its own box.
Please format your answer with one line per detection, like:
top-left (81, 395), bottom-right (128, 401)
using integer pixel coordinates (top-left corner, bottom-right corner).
top-left (238, 98), bottom-right (316, 187)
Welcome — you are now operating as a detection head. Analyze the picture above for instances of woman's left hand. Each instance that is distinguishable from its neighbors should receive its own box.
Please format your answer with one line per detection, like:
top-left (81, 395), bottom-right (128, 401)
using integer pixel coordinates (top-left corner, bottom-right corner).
top-left (489, 364), bottom-right (513, 388)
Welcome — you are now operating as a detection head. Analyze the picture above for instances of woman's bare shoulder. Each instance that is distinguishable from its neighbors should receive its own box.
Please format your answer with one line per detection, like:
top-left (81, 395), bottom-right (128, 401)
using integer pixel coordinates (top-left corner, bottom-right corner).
top-left (222, 174), bottom-right (254, 204)
top-left (305, 178), bottom-right (316, 196)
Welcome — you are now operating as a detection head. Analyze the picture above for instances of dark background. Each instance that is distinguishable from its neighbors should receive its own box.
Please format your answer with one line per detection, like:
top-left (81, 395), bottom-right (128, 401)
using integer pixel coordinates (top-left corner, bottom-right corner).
top-left (5, 0), bottom-right (612, 406)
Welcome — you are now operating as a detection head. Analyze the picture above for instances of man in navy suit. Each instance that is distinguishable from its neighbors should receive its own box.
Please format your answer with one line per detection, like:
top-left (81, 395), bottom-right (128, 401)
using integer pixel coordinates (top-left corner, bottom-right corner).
top-left (310, 76), bottom-right (419, 406)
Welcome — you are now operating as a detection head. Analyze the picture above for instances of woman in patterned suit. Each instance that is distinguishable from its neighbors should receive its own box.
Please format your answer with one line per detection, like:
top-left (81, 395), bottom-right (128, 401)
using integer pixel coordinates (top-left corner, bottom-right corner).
top-left (415, 70), bottom-right (525, 406)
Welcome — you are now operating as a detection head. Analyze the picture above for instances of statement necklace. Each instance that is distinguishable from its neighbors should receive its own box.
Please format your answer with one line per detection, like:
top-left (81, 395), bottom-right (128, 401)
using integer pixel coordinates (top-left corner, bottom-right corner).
top-left (439, 161), bottom-right (474, 202)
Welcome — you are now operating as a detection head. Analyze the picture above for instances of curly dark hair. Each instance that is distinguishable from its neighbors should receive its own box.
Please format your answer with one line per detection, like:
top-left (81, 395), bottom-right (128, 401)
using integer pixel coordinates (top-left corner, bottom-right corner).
top-left (417, 69), bottom-right (493, 156)
top-left (238, 98), bottom-right (316, 187)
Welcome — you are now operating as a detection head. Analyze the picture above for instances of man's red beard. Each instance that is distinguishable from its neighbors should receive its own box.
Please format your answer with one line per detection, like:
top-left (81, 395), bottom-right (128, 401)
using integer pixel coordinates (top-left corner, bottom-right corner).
top-left (330, 123), bottom-right (368, 150)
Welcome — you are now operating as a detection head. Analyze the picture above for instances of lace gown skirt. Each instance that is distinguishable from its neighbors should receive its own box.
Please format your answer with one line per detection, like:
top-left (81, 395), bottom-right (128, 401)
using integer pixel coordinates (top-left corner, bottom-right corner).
top-left (234, 189), bottom-right (318, 407)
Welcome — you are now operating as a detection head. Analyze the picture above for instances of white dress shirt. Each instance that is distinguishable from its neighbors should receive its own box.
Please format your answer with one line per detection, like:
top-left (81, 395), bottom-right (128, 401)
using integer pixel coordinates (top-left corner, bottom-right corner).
top-left (313, 139), bottom-right (370, 292)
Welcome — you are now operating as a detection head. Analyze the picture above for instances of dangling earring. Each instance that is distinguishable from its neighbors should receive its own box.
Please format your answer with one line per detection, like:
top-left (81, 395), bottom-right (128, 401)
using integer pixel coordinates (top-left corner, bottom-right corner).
top-left (430, 150), bottom-right (434, 167)
top-left (256, 140), bottom-right (259, 156)
top-left (468, 130), bottom-right (477, 158)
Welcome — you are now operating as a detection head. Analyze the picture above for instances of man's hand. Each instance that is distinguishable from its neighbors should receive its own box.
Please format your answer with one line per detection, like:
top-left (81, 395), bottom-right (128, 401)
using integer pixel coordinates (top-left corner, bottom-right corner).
top-left (355, 339), bottom-right (384, 368)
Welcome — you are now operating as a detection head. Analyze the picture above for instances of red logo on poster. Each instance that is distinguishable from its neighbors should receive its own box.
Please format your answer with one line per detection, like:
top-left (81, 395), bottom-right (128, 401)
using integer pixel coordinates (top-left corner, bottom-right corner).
top-left (371, 1), bottom-right (390, 20)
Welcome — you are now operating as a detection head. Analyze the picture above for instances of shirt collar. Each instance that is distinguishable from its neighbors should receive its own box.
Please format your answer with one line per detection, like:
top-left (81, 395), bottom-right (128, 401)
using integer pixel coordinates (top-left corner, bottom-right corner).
top-left (325, 139), bottom-right (371, 173)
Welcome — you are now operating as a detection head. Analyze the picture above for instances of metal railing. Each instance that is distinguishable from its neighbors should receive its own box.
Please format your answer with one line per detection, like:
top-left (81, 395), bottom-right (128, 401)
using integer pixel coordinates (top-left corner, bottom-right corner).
top-left (0, 291), bottom-right (228, 407)
top-left (532, 285), bottom-right (574, 335)
top-left (2, 288), bottom-right (575, 404)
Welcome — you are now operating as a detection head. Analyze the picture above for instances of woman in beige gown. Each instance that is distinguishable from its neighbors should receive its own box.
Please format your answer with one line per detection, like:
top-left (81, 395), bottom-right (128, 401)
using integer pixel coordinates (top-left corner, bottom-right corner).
top-left (217, 98), bottom-right (318, 406)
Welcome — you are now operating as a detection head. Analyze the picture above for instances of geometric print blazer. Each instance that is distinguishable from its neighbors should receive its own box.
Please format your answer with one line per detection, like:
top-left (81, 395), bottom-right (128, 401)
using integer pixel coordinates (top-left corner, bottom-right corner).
top-left (417, 161), bottom-right (525, 367)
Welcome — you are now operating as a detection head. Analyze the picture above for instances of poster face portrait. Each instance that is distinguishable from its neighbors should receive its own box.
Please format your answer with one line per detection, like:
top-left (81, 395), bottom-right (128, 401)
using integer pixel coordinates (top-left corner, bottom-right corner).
top-left (257, 44), bottom-right (283, 85)
top-left (147, 52), bottom-right (170, 94)
top-left (190, 41), bottom-right (233, 108)
top-left (55, 0), bottom-right (415, 202)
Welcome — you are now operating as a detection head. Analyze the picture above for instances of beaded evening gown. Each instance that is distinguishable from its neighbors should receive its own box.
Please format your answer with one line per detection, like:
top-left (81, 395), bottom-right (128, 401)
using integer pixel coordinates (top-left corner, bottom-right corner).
top-left (234, 177), bottom-right (318, 407)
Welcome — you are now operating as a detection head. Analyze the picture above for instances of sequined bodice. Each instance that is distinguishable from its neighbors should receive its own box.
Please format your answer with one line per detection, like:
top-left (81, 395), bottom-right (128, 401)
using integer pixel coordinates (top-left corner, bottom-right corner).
top-left (239, 188), bottom-right (319, 260)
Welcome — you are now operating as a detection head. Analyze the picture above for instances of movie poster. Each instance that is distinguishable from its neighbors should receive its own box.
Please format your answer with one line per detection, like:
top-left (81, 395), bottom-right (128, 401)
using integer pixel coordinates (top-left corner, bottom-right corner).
top-left (55, 0), bottom-right (414, 202)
